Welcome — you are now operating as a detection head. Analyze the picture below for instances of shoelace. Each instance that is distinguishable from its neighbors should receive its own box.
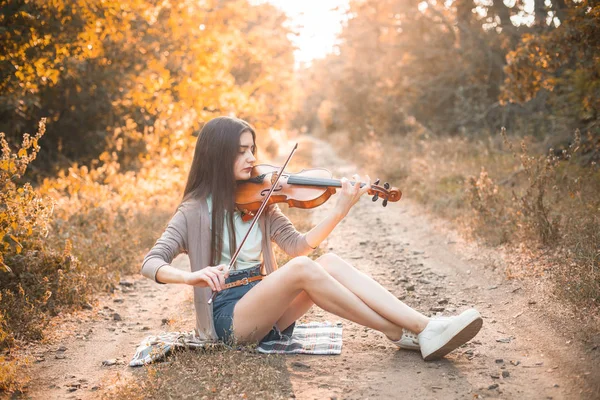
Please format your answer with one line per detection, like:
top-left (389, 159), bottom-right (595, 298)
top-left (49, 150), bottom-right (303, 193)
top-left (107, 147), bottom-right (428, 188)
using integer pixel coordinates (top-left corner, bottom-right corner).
top-left (404, 315), bottom-right (453, 340)
top-left (402, 328), bottom-right (418, 341)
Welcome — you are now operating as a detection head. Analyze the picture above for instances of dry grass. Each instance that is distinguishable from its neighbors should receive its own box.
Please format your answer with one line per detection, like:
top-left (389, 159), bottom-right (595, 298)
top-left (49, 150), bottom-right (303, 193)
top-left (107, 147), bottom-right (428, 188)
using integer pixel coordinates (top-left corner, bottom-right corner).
top-left (327, 128), bottom-right (599, 311)
top-left (0, 355), bottom-right (30, 394)
top-left (103, 349), bottom-right (293, 400)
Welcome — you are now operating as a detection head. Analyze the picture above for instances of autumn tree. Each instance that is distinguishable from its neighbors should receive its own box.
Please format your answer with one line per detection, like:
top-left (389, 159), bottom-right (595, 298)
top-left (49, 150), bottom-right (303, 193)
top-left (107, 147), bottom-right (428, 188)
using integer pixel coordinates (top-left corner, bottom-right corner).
top-left (293, 0), bottom-right (597, 140)
top-left (502, 1), bottom-right (600, 137)
top-left (0, 0), bottom-right (296, 176)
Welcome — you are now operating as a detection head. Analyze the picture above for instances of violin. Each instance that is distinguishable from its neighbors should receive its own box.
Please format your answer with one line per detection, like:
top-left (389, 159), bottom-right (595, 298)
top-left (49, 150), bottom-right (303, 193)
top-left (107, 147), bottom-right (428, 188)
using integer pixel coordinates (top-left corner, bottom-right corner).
top-left (235, 164), bottom-right (402, 221)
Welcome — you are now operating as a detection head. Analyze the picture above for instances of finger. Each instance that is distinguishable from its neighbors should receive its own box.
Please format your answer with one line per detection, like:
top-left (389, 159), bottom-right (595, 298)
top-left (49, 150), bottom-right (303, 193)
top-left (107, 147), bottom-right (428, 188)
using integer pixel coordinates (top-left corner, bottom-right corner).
top-left (349, 174), bottom-right (359, 194)
top-left (210, 274), bottom-right (221, 292)
top-left (352, 174), bottom-right (359, 187)
top-left (216, 264), bottom-right (228, 277)
top-left (202, 275), bottom-right (216, 291)
top-left (356, 174), bottom-right (365, 193)
top-left (217, 269), bottom-right (226, 288)
top-left (340, 177), bottom-right (349, 193)
top-left (361, 175), bottom-right (371, 195)
top-left (211, 271), bottom-right (223, 291)
top-left (205, 270), bottom-right (221, 291)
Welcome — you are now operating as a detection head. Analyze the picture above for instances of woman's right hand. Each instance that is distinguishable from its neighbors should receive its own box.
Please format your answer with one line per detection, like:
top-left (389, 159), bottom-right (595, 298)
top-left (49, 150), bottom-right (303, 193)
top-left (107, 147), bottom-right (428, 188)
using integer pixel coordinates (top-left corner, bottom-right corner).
top-left (184, 264), bottom-right (229, 291)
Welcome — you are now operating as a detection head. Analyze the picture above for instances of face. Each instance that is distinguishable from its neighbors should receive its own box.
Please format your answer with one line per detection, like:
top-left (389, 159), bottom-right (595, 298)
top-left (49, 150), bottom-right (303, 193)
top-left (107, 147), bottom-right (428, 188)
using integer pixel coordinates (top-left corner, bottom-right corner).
top-left (233, 130), bottom-right (256, 180)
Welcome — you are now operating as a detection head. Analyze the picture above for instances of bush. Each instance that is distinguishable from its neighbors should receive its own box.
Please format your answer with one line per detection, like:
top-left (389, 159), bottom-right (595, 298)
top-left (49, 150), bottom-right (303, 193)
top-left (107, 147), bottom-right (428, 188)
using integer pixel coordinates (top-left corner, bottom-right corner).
top-left (0, 354), bottom-right (29, 393)
top-left (501, 128), bottom-right (565, 245)
top-left (328, 127), bottom-right (599, 306)
top-left (468, 128), bottom-right (600, 303)
top-left (0, 119), bottom-right (90, 351)
top-left (466, 167), bottom-right (514, 245)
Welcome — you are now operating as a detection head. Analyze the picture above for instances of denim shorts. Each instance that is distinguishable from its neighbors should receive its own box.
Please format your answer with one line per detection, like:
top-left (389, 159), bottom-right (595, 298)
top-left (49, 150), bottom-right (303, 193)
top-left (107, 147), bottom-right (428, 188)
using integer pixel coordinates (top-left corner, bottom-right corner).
top-left (212, 265), bottom-right (295, 344)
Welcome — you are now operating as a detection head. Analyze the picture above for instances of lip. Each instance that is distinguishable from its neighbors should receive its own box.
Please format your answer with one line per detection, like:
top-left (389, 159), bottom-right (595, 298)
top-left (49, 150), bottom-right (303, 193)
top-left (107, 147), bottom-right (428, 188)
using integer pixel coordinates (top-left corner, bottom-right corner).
top-left (243, 167), bottom-right (252, 172)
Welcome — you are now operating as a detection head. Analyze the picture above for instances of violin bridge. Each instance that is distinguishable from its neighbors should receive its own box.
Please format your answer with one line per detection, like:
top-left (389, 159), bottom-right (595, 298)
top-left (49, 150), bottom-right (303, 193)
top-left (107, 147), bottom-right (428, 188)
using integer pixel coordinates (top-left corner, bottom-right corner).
top-left (270, 172), bottom-right (279, 185)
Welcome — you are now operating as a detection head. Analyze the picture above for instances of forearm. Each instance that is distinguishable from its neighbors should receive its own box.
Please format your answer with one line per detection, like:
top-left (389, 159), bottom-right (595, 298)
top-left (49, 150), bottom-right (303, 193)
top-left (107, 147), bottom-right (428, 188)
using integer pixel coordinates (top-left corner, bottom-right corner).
top-left (304, 209), bottom-right (344, 250)
top-left (154, 264), bottom-right (189, 284)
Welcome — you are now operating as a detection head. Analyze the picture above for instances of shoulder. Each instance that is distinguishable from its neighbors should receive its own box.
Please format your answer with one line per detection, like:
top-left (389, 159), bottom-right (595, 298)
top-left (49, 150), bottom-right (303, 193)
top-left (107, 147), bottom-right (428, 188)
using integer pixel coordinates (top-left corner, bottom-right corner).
top-left (177, 196), bottom-right (209, 218)
top-left (179, 196), bottom-right (206, 207)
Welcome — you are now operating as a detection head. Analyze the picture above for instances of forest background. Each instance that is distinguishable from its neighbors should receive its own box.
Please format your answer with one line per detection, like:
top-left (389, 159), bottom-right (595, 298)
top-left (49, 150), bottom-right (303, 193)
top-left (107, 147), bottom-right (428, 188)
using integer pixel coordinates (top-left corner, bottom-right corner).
top-left (0, 0), bottom-right (598, 393)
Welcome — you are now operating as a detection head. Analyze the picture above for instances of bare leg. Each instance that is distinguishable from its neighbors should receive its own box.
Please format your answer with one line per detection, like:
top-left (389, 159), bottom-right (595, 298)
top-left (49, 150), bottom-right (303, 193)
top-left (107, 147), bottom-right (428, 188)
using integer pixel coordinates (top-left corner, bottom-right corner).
top-left (232, 256), bottom-right (410, 343)
top-left (274, 254), bottom-right (429, 336)
top-left (315, 253), bottom-right (429, 334)
top-left (248, 255), bottom-right (482, 361)
top-left (276, 290), bottom-right (313, 331)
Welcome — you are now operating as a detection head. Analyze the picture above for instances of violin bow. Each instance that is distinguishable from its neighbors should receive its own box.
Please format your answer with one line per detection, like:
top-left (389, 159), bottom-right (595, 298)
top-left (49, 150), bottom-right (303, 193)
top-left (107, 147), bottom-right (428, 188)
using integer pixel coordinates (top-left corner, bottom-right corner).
top-left (207, 142), bottom-right (299, 304)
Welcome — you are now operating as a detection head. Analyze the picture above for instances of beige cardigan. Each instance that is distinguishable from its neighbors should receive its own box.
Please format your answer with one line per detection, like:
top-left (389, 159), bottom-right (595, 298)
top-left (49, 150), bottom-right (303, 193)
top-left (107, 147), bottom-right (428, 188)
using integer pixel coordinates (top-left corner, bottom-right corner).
top-left (141, 197), bottom-right (313, 340)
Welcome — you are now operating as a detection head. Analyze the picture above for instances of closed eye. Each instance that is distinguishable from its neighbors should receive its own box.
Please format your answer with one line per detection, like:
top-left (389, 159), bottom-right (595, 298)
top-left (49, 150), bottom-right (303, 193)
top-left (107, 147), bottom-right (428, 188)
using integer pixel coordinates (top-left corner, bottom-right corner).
top-left (240, 145), bottom-right (256, 153)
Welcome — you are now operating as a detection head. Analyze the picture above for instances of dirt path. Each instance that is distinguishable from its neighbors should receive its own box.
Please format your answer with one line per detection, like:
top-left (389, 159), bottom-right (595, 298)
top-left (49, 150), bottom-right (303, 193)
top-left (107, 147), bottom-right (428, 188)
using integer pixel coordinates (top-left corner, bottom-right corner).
top-left (17, 255), bottom-right (192, 399)
top-left (17, 135), bottom-right (596, 399)
top-left (282, 136), bottom-right (593, 399)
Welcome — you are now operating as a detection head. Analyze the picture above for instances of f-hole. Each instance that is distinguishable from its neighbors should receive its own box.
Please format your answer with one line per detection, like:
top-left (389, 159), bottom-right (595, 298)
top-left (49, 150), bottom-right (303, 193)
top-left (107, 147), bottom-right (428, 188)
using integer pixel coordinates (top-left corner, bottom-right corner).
top-left (260, 184), bottom-right (283, 197)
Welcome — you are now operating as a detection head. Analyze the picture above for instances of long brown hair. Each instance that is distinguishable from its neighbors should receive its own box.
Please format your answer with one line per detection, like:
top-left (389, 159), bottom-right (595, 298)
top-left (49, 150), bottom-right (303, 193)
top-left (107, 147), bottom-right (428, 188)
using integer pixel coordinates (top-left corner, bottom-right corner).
top-left (181, 116), bottom-right (257, 266)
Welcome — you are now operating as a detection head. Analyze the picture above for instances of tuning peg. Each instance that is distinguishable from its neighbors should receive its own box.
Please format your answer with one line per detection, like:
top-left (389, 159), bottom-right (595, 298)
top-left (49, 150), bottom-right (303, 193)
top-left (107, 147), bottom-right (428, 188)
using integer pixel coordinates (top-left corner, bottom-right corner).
top-left (382, 199), bottom-right (388, 207)
top-left (372, 193), bottom-right (379, 202)
top-left (374, 178), bottom-right (380, 186)
top-left (384, 182), bottom-right (390, 189)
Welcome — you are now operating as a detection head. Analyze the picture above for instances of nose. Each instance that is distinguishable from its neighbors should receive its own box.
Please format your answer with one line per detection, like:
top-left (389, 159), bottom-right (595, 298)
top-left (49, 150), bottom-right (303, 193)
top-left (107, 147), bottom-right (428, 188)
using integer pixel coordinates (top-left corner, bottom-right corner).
top-left (247, 151), bottom-right (256, 163)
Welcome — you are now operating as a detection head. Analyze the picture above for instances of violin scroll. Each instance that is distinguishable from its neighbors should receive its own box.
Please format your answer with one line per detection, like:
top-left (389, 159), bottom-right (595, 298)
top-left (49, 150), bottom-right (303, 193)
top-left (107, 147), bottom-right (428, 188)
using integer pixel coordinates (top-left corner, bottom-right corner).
top-left (366, 179), bottom-right (402, 207)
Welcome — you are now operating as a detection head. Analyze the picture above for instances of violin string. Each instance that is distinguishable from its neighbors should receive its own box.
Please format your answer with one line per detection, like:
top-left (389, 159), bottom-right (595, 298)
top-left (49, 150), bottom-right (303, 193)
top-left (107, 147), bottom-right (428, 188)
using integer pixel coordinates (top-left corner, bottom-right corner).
top-left (287, 175), bottom-right (372, 189)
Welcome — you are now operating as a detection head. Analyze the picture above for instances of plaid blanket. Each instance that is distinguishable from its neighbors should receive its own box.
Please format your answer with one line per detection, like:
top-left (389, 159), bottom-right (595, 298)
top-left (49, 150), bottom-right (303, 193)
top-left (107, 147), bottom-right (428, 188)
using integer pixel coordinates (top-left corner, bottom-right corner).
top-left (129, 321), bottom-right (343, 367)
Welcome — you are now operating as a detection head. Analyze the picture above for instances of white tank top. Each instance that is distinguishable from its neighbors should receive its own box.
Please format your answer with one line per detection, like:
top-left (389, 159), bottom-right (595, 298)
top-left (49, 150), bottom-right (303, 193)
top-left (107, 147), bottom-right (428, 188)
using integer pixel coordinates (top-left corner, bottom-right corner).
top-left (206, 195), bottom-right (263, 270)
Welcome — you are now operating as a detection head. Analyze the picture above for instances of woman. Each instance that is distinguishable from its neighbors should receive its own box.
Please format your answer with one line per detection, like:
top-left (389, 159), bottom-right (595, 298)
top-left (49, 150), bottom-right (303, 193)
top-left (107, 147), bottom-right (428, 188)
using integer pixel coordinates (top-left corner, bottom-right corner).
top-left (141, 116), bottom-right (482, 361)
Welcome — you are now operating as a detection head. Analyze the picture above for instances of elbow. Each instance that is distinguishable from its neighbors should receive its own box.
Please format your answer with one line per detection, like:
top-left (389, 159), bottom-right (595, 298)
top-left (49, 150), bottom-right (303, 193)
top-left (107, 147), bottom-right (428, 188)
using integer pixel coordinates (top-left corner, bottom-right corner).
top-left (292, 234), bottom-right (315, 257)
top-left (140, 259), bottom-right (153, 281)
top-left (298, 248), bottom-right (314, 257)
top-left (141, 256), bottom-right (167, 284)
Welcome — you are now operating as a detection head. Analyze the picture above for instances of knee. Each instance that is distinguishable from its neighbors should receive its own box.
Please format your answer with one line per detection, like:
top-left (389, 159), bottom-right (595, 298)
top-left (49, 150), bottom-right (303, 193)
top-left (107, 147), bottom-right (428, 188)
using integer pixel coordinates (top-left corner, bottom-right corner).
top-left (316, 252), bottom-right (346, 276)
top-left (289, 256), bottom-right (326, 284)
top-left (316, 252), bottom-right (342, 265)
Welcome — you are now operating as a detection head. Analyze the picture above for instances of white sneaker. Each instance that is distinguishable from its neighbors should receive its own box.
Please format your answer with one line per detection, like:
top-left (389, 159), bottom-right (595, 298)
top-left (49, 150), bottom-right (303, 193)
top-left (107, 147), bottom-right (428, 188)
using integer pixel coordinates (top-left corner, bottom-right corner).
top-left (389, 316), bottom-right (452, 351)
top-left (417, 308), bottom-right (483, 361)
top-left (389, 329), bottom-right (420, 350)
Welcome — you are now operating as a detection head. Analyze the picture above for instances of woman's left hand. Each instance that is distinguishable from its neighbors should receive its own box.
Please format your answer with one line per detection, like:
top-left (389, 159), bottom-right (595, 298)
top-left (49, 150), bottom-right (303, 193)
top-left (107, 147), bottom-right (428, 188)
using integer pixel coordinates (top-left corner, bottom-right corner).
top-left (333, 173), bottom-right (371, 220)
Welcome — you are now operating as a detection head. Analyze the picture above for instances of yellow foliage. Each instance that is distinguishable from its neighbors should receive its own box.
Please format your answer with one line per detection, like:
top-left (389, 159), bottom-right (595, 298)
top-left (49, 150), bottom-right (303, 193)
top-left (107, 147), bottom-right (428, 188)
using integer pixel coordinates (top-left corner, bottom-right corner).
top-left (2, 0), bottom-right (295, 175)
top-left (0, 354), bottom-right (31, 393)
top-left (1, 119), bottom-right (53, 272)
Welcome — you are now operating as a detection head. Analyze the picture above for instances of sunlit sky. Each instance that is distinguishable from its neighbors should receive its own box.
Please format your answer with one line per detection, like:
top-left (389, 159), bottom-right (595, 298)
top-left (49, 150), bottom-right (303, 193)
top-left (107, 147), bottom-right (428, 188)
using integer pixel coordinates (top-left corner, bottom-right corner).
top-left (252, 0), bottom-right (350, 66)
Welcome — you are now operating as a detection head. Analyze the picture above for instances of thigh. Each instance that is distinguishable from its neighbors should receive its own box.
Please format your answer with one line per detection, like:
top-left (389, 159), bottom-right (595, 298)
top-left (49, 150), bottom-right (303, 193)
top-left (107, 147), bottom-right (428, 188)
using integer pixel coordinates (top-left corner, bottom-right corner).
top-left (276, 290), bottom-right (313, 331)
top-left (212, 284), bottom-right (253, 343)
top-left (232, 260), bottom-right (306, 343)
